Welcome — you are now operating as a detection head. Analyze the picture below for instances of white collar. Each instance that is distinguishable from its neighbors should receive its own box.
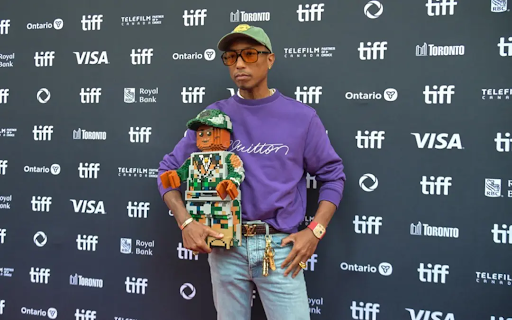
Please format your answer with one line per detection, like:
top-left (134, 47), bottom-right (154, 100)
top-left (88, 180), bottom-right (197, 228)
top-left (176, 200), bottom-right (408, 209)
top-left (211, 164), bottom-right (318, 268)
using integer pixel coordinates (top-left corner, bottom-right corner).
top-left (237, 88), bottom-right (276, 99)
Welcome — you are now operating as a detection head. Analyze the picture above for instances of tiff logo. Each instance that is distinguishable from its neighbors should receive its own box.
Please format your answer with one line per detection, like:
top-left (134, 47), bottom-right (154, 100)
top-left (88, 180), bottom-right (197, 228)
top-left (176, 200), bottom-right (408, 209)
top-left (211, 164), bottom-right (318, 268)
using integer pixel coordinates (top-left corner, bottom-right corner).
top-left (426, 0), bottom-right (458, 16)
top-left (76, 234), bottom-right (99, 251)
top-left (0, 19), bottom-right (10, 35)
top-left (492, 224), bottom-right (512, 244)
top-left (182, 87), bottom-right (205, 103)
top-left (125, 277), bottom-right (148, 294)
top-left (418, 263), bottom-right (449, 283)
top-left (33, 125), bottom-right (54, 141)
top-left (297, 4), bottom-right (325, 22)
top-left (351, 301), bottom-right (380, 320)
top-left (295, 86), bottom-right (322, 104)
top-left (420, 176), bottom-right (452, 195)
top-left (177, 242), bottom-right (199, 260)
top-left (127, 201), bottom-right (150, 218)
top-left (353, 215), bottom-right (382, 235)
top-left (131, 48), bottom-right (153, 65)
top-left (0, 160), bottom-right (6, 175)
top-left (30, 267), bottom-right (51, 284)
top-left (359, 41), bottom-right (388, 60)
top-left (0, 229), bottom-right (5, 244)
top-left (78, 163), bottom-right (100, 179)
top-left (128, 127), bottom-right (152, 143)
top-left (183, 9), bottom-right (207, 26)
top-left (0, 299), bottom-right (4, 315)
top-left (495, 133), bottom-right (512, 152)
top-left (80, 88), bottom-right (102, 103)
top-left (34, 51), bottom-right (55, 67)
top-left (304, 253), bottom-right (318, 271)
top-left (31, 196), bottom-right (52, 212)
top-left (355, 130), bottom-right (385, 149)
top-left (423, 85), bottom-right (455, 104)
top-left (0, 89), bottom-right (9, 104)
top-left (498, 37), bottom-right (512, 57)
top-left (82, 14), bottom-right (103, 31)
top-left (75, 309), bottom-right (96, 320)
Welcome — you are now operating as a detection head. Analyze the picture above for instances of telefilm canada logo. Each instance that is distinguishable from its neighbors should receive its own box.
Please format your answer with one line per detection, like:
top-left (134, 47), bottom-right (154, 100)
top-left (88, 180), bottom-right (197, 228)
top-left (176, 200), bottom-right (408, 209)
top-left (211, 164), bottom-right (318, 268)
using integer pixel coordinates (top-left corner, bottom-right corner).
top-left (284, 46), bottom-right (335, 58)
top-left (121, 14), bottom-right (164, 26)
top-left (118, 167), bottom-right (158, 178)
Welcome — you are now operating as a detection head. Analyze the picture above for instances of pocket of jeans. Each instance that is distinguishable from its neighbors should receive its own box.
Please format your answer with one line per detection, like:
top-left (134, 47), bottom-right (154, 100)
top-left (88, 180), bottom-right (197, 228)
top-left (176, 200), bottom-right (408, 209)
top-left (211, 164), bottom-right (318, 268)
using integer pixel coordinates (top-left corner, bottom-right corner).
top-left (271, 233), bottom-right (292, 248)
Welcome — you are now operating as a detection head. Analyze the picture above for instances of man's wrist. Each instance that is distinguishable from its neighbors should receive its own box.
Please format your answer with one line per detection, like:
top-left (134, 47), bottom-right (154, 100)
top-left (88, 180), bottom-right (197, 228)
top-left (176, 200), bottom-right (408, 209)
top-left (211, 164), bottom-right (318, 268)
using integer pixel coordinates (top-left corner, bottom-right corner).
top-left (307, 221), bottom-right (326, 240)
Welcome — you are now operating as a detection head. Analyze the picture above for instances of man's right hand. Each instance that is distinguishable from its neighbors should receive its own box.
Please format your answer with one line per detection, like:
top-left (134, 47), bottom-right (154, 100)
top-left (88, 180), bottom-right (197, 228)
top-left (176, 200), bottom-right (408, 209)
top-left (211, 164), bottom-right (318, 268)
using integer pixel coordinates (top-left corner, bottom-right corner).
top-left (182, 220), bottom-right (224, 254)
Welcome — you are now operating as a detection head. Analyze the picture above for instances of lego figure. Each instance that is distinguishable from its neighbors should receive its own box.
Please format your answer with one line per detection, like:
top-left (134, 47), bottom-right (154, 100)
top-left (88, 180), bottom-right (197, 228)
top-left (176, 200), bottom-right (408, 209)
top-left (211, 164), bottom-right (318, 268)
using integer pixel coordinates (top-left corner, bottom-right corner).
top-left (160, 109), bottom-right (245, 249)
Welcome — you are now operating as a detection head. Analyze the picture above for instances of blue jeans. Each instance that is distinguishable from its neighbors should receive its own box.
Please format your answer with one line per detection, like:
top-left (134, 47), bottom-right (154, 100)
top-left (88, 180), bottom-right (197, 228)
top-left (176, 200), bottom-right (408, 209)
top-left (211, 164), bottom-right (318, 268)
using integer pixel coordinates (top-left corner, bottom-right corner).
top-left (207, 225), bottom-right (311, 320)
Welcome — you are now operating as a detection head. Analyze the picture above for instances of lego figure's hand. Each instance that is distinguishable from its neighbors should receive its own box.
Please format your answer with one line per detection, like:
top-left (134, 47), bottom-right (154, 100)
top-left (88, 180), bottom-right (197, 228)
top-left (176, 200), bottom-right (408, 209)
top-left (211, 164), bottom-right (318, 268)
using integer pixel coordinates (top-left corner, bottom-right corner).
top-left (160, 170), bottom-right (181, 189)
top-left (216, 180), bottom-right (239, 200)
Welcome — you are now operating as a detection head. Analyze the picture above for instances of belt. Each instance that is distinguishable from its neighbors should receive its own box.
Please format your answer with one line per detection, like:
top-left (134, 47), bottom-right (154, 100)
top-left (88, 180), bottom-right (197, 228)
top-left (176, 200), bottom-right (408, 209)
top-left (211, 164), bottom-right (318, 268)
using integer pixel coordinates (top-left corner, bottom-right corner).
top-left (241, 223), bottom-right (280, 236)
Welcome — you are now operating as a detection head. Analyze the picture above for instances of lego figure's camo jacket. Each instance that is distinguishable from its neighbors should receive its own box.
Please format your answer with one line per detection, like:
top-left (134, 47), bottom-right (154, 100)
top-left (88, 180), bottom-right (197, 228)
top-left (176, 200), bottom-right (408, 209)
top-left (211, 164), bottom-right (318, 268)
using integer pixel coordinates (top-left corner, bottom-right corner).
top-left (175, 150), bottom-right (245, 249)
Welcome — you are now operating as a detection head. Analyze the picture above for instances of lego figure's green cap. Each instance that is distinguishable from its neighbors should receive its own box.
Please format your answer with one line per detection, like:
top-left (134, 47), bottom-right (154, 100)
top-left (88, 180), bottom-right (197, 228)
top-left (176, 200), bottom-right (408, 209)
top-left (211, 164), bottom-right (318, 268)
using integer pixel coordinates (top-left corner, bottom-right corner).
top-left (187, 109), bottom-right (233, 133)
top-left (217, 24), bottom-right (272, 53)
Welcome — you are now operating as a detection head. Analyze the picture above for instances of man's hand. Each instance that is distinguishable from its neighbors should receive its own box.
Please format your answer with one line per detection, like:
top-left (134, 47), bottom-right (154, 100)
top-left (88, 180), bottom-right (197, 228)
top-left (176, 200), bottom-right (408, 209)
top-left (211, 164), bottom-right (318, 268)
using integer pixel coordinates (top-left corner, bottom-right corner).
top-left (182, 220), bottom-right (224, 254)
top-left (280, 228), bottom-right (319, 278)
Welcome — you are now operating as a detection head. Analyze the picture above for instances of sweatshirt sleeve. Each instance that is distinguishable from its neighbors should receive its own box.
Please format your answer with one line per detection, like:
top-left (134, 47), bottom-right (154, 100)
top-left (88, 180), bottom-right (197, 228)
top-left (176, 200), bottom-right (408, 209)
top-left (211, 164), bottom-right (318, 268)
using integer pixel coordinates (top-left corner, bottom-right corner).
top-left (157, 128), bottom-right (198, 199)
top-left (303, 112), bottom-right (346, 208)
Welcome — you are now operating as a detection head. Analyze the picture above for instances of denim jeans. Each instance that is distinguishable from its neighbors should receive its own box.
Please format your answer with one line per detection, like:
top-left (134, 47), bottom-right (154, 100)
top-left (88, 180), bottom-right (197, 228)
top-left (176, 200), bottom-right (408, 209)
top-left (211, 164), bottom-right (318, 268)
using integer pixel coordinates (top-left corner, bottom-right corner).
top-left (207, 223), bottom-right (310, 320)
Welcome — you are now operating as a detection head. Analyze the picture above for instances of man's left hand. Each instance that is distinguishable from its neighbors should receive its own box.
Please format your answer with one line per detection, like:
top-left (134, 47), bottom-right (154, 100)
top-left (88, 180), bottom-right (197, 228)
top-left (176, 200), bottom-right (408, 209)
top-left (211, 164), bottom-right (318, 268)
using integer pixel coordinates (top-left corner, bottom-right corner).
top-left (280, 228), bottom-right (319, 278)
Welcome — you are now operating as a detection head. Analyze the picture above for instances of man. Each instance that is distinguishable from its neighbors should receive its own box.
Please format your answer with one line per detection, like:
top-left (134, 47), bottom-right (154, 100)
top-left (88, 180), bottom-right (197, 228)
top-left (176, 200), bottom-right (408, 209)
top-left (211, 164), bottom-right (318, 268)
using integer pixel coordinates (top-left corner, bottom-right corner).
top-left (158, 24), bottom-right (346, 320)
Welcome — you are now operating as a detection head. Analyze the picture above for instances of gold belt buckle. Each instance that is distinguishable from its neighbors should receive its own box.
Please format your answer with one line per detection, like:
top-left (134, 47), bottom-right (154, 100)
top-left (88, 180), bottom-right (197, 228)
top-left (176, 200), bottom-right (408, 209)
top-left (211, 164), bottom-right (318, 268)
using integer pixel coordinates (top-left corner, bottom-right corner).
top-left (244, 224), bottom-right (257, 237)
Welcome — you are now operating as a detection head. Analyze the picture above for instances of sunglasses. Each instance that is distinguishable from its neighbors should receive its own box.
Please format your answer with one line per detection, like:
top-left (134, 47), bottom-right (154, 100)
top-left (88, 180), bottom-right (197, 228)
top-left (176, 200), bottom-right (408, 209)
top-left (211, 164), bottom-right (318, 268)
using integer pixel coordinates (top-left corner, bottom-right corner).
top-left (221, 48), bottom-right (271, 66)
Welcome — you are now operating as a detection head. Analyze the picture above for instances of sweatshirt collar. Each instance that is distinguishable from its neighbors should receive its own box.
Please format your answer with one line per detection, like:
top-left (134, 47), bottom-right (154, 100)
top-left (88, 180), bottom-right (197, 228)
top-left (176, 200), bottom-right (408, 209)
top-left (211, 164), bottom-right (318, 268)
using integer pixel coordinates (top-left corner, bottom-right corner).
top-left (233, 88), bottom-right (281, 106)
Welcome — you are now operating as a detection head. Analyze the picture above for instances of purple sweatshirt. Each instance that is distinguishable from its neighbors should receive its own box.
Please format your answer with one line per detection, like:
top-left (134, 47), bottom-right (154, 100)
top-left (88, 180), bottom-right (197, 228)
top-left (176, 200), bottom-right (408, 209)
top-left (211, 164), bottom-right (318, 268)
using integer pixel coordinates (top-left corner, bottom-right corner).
top-left (157, 89), bottom-right (346, 233)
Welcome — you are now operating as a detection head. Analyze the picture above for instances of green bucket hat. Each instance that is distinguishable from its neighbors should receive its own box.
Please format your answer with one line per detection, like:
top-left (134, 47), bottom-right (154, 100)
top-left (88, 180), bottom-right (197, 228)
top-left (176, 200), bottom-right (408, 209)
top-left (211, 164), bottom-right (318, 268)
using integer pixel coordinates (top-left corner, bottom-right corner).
top-left (186, 109), bottom-right (233, 133)
top-left (217, 24), bottom-right (272, 53)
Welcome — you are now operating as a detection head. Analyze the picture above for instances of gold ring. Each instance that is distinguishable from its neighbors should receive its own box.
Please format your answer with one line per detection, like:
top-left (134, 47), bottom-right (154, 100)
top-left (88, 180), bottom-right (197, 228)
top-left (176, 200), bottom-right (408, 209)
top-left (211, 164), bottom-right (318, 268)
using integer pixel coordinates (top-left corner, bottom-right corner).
top-left (299, 261), bottom-right (306, 269)
top-left (192, 251), bottom-right (199, 256)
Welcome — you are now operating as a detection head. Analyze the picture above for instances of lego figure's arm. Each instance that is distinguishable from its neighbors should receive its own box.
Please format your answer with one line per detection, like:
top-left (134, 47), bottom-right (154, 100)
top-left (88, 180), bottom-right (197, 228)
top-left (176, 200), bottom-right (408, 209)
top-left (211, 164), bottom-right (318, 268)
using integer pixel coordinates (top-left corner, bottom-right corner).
top-left (160, 157), bottom-right (191, 189)
top-left (216, 153), bottom-right (245, 200)
top-left (226, 153), bottom-right (245, 188)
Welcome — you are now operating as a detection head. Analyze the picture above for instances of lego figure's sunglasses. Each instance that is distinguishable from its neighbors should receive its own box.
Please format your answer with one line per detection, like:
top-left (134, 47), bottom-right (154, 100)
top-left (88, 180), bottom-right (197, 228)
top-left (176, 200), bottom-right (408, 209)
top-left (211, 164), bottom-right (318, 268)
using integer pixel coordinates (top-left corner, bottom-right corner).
top-left (221, 48), bottom-right (271, 66)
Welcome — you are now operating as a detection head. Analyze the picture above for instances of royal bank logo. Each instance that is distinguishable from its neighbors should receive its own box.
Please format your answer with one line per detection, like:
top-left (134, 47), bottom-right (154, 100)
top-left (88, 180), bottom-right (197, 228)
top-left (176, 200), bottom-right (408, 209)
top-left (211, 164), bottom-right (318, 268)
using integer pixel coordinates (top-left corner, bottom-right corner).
top-left (0, 53), bottom-right (15, 67)
top-left (485, 178), bottom-right (512, 198)
top-left (230, 10), bottom-right (270, 22)
top-left (121, 14), bottom-right (164, 26)
top-left (124, 87), bottom-right (158, 103)
top-left (491, 0), bottom-right (509, 12)
top-left (120, 238), bottom-right (154, 255)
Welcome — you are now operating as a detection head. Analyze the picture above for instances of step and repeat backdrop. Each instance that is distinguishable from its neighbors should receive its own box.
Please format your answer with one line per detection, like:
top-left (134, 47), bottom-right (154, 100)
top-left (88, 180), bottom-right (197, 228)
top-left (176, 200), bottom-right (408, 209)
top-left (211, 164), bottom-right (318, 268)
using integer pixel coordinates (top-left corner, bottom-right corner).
top-left (0, 0), bottom-right (511, 319)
